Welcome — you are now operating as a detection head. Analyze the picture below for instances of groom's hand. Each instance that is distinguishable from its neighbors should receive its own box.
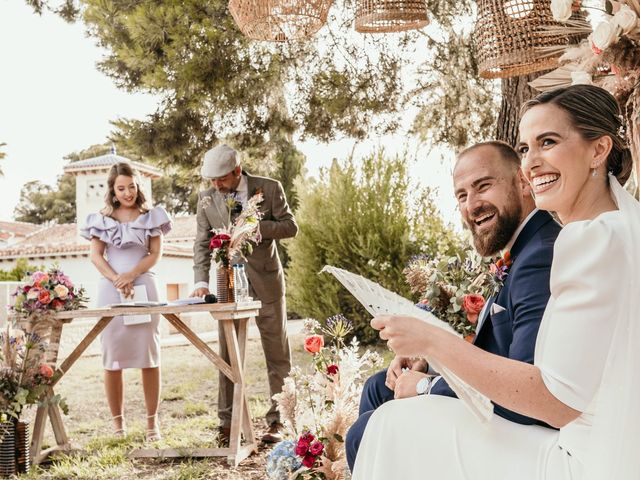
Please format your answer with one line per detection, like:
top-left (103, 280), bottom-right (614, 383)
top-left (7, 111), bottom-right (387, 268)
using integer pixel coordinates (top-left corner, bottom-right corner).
top-left (394, 371), bottom-right (428, 399)
top-left (386, 357), bottom-right (428, 390)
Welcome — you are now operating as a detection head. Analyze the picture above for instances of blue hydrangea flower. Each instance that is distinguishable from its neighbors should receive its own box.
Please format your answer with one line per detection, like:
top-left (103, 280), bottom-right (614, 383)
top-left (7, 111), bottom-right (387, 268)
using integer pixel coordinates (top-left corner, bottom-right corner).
top-left (266, 439), bottom-right (302, 479)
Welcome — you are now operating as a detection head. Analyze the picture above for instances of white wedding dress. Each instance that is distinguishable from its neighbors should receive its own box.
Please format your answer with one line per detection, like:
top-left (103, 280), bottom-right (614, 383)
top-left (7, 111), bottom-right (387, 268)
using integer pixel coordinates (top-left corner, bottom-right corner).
top-left (353, 176), bottom-right (639, 480)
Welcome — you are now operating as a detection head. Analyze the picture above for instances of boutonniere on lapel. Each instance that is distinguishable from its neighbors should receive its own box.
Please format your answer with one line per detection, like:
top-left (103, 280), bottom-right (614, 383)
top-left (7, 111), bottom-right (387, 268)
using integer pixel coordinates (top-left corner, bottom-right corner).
top-left (489, 251), bottom-right (512, 292)
top-left (199, 195), bottom-right (213, 209)
top-left (251, 186), bottom-right (264, 198)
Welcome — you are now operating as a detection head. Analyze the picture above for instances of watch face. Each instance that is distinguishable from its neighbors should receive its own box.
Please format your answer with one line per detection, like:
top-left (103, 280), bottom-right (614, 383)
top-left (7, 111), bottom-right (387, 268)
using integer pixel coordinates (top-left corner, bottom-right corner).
top-left (417, 377), bottom-right (430, 395)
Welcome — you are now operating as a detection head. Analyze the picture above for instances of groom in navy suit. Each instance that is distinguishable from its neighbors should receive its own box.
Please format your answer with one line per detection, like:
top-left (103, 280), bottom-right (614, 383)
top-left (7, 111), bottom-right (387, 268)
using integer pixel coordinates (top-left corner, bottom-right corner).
top-left (346, 141), bottom-right (561, 470)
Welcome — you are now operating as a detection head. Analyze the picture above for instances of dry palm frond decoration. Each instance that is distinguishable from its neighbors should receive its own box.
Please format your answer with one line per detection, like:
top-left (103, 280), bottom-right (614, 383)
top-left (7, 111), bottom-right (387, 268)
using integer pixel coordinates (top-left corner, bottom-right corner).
top-left (355, 0), bottom-right (429, 33)
top-left (474, 0), bottom-right (588, 78)
top-left (529, 1), bottom-right (640, 193)
top-left (228, 0), bottom-right (333, 42)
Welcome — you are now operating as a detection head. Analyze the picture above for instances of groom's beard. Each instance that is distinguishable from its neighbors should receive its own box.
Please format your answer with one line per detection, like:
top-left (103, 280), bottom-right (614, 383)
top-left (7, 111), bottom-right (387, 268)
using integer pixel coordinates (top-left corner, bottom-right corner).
top-left (470, 198), bottom-right (522, 257)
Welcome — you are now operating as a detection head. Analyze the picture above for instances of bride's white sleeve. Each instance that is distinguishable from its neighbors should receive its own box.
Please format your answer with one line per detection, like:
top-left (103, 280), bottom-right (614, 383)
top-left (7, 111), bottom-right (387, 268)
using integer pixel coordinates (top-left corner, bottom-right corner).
top-left (535, 214), bottom-right (627, 411)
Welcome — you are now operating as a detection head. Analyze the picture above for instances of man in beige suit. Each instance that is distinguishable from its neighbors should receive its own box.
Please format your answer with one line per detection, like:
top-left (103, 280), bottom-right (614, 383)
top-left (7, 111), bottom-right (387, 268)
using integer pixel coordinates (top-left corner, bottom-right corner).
top-left (191, 144), bottom-right (298, 444)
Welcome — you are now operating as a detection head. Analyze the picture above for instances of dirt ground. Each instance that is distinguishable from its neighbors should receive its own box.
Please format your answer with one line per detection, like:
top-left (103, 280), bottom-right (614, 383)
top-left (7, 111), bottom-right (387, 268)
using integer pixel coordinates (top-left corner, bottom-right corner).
top-left (20, 334), bottom-right (312, 479)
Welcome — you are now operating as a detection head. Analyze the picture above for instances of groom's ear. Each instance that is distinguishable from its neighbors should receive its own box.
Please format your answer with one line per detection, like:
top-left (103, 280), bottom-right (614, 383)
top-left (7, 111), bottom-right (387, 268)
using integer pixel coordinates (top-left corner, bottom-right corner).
top-left (517, 168), bottom-right (532, 197)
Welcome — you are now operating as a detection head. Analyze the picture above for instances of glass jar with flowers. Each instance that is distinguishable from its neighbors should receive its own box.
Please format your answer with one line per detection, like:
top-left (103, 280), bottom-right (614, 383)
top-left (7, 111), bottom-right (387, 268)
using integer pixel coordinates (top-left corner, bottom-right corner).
top-left (208, 192), bottom-right (264, 302)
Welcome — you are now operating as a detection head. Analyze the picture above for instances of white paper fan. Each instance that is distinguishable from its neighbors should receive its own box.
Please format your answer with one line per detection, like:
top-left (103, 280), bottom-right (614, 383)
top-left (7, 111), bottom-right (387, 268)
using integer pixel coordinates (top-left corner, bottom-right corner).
top-left (321, 265), bottom-right (493, 423)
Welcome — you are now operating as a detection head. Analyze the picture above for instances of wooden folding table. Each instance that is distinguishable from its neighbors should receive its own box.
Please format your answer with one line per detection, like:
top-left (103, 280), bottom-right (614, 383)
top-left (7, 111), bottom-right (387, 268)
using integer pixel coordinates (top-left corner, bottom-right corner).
top-left (29, 301), bottom-right (261, 466)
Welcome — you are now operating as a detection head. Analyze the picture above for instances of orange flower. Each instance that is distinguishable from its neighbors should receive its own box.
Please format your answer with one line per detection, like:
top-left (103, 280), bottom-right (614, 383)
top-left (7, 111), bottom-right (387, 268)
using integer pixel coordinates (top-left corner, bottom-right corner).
top-left (38, 290), bottom-right (52, 305)
top-left (39, 364), bottom-right (54, 378)
top-left (462, 294), bottom-right (485, 324)
top-left (304, 335), bottom-right (324, 354)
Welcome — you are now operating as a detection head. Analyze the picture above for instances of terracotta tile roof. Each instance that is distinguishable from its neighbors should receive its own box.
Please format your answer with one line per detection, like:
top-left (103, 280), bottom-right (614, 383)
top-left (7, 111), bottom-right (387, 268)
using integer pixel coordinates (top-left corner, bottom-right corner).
top-left (0, 221), bottom-right (42, 237)
top-left (165, 215), bottom-right (196, 241)
top-left (63, 154), bottom-right (162, 179)
top-left (0, 223), bottom-right (193, 259)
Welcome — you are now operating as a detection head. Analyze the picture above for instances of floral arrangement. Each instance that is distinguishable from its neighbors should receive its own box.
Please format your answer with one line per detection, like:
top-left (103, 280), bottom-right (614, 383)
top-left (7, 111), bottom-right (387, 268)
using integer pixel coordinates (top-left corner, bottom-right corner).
top-left (0, 325), bottom-right (68, 421)
top-left (533, 1), bottom-right (640, 181)
top-left (11, 267), bottom-right (87, 317)
top-left (267, 315), bottom-right (382, 480)
top-left (209, 192), bottom-right (264, 267)
top-left (404, 251), bottom-right (499, 339)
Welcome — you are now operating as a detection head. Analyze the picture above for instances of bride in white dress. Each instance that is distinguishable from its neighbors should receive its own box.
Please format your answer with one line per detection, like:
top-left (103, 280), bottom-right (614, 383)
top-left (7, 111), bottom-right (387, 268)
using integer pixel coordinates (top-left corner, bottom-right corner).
top-left (353, 85), bottom-right (640, 480)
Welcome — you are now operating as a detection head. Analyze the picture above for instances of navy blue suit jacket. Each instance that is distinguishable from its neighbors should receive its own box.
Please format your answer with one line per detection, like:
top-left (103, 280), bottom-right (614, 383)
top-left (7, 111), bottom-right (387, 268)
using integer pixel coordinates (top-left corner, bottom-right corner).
top-left (430, 210), bottom-right (561, 426)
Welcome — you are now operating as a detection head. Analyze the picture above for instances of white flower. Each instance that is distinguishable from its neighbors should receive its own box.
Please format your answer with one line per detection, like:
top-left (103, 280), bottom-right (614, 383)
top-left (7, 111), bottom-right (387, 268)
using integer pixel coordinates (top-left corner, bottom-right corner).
top-left (612, 5), bottom-right (638, 34)
top-left (551, 0), bottom-right (573, 22)
top-left (571, 70), bottom-right (593, 85)
top-left (591, 20), bottom-right (620, 51)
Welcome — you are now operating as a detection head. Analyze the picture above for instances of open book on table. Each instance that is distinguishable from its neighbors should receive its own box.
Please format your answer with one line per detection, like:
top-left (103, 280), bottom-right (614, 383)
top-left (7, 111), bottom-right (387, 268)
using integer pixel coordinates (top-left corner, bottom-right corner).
top-left (109, 285), bottom-right (166, 324)
top-left (321, 265), bottom-right (494, 424)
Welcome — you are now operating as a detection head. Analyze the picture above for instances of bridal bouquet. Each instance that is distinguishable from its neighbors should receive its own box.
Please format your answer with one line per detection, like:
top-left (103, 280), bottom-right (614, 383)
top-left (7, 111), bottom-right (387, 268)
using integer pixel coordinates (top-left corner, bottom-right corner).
top-left (404, 251), bottom-right (495, 339)
top-left (267, 315), bottom-right (382, 480)
top-left (209, 192), bottom-right (264, 267)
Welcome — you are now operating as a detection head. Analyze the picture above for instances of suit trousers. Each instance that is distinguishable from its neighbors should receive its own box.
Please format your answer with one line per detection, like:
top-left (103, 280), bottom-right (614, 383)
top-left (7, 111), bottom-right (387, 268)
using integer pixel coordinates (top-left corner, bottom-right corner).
top-left (217, 294), bottom-right (292, 427)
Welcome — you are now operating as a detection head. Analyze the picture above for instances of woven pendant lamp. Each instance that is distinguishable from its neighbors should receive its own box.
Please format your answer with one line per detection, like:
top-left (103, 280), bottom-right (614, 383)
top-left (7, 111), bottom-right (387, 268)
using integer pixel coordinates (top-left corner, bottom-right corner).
top-left (228, 0), bottom-right (333, 42)
top-left (475, 0), bottom-right (586, 79)
top-left (355, 0), bottom-right (429, 33)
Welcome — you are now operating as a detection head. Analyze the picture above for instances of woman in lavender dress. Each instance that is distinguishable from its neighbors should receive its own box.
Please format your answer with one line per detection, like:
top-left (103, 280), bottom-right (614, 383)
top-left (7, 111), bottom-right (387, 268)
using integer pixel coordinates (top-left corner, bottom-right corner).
top-left (81, 162), bottom-right (171, 442)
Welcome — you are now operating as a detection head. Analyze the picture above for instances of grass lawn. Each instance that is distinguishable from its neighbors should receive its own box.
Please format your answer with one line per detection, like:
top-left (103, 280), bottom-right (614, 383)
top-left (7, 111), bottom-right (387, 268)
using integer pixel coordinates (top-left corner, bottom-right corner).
top-left (18, 332), bottom-right (320, 479)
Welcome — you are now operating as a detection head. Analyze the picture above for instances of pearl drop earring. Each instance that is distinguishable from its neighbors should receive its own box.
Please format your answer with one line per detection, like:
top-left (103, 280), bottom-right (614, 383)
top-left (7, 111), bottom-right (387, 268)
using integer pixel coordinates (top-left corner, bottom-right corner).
top-left (591, 169), bottom-right (598, 178)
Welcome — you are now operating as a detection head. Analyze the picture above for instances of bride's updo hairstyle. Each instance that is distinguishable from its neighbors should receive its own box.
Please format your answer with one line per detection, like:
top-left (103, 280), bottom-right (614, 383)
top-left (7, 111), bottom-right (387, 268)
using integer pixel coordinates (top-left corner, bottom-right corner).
top-left (521, 84), bottom-right (632, 186)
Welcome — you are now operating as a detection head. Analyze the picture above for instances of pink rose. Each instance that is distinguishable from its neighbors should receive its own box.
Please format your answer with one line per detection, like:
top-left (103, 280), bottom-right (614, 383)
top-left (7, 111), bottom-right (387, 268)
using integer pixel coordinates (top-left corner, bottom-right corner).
top-left (39, 364), bottom-right (54, 378)
top-left (309, 441), bottom-right (324, 456)
top-left (38, 290), bottom-right (52, 305)
top-left (326, 364), bottom-right (339, 376)
top-left (462, 294), bottom-right (485, 325)
top-left (26, 288), bottom-right (40, 300)
top-left (304, 335), bottom-right (324, 354)
top-left (32, 271), bottom-right (49, 286)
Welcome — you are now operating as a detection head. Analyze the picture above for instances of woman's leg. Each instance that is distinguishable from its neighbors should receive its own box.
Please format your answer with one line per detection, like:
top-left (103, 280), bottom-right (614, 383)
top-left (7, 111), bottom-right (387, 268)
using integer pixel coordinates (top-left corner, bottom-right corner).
top-left (142, 367), bottom-right (161, 437)
top-left (104, 369), bottom-right (125, 434)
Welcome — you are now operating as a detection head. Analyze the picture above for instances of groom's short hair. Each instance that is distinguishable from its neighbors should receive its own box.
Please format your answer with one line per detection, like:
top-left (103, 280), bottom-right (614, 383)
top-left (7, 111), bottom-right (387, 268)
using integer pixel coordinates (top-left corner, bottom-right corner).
top-left (457, 141), bottom-right (521, 171)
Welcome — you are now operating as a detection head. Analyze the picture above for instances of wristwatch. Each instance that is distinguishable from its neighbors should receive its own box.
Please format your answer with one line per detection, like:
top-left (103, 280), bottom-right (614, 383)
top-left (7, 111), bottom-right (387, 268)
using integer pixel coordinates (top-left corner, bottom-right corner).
top-left (416, 376), bottom-right (432, 396)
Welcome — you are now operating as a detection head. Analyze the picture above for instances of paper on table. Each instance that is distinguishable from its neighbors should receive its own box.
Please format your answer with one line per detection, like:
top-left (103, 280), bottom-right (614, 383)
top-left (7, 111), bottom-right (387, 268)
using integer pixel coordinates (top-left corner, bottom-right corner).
top-left (120, 285), bottom-right (152, 325)
top-left (168, 297), bottom-right (206, 306)
top-left (320, 265), bottom-right (494, 423)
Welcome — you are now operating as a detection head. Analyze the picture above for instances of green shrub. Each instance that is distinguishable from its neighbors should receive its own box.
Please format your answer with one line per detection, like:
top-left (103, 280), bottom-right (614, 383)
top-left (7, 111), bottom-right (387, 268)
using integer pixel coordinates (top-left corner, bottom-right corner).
top-left (287, 150), bottom-right (463, 344)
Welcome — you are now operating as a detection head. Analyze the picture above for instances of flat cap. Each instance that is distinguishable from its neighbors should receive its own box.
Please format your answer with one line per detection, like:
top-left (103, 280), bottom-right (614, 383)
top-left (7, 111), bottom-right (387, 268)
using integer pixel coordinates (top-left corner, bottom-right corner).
top-left (201, 144), bottom-right (240, 179)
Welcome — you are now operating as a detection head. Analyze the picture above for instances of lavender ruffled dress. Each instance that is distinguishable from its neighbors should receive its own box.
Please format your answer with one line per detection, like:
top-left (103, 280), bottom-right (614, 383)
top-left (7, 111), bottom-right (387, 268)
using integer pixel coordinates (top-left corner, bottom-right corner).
top-left (81, 206), bottom-right (172, 371)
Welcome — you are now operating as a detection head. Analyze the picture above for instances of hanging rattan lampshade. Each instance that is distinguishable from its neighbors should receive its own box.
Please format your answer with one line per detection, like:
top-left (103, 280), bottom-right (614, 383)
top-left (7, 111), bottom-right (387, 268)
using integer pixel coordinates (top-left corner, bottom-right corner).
top-left (228, 0), bottom-right (333, 42)
top-left (355, 0), bottom-right (429, 33)
top-left (475, 0), bottom-right (586, 79)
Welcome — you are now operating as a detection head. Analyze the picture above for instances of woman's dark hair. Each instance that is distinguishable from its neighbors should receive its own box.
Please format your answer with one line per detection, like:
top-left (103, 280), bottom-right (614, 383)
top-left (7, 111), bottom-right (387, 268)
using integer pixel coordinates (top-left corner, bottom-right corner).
top-left (101, 162), bottom-right (149, 216)
top-left (521, 84), bottom-right (632, 185)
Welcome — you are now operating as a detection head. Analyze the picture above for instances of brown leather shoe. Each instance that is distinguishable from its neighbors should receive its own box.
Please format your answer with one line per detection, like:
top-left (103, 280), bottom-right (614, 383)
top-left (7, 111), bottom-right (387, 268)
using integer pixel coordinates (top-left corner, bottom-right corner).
top-left (217, 426), bottom-right (231, 447)
top-left (261, 422), bottom-right (284, 444)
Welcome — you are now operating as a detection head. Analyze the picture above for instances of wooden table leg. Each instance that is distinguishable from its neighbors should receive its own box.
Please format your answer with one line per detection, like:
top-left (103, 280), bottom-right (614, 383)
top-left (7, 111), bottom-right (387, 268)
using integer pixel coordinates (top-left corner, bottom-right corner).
top-left (31, 316), bottom-right (114, 465)
top-left (221, 318), bottom-right (257, 466)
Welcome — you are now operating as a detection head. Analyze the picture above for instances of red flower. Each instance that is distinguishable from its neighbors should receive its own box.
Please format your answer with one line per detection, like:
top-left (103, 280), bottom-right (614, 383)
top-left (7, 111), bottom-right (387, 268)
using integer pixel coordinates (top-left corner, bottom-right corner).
top-left (304, 335), bottom-right (324, 354)
top-left (302, 453), bottom-right (317, 468)
top-left (326, 364), bottom-right (339, 376)
top-left (590, 40), bottom-right (603, 55)
top-left (295, 442), bottom-right (309, 456)
top-left (209, 233), bottom-right (230, 250)
top-left (309, 441), bottom-right (324, 456)
top-left (39, 364), bottom-right (54, 378)
top-left (51, 298), bottom-right (65, 310)
top-left (462, 294), bottom-right (485, 324)
top-left (38, 290), bottom-right (52, 305)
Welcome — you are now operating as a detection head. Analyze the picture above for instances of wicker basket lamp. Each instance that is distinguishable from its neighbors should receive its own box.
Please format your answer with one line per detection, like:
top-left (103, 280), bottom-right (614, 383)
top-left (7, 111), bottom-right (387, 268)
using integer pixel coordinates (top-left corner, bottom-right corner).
top-left (355, 0), bottom-right (429, 33)
top-left (228, 0), bottom-right (334, 42)
top-left (475, 0), bottom-right (584, 79)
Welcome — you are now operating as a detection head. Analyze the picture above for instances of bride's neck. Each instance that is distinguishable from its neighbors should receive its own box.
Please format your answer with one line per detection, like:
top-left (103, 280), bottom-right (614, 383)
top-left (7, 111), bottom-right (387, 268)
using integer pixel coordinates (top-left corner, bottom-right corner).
top-left (558, 180), bottom-right (617, 225)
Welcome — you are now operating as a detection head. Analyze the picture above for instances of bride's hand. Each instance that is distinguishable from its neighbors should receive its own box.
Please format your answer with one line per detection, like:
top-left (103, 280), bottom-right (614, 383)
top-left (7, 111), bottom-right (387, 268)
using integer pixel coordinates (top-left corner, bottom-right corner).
top-left (371, 315), bottom-right (432, 358)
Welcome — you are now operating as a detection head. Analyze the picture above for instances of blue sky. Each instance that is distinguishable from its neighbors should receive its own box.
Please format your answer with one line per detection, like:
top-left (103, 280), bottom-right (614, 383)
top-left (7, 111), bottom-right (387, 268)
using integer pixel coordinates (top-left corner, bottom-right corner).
top-left (0, 1), bottom-right (458, 227)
